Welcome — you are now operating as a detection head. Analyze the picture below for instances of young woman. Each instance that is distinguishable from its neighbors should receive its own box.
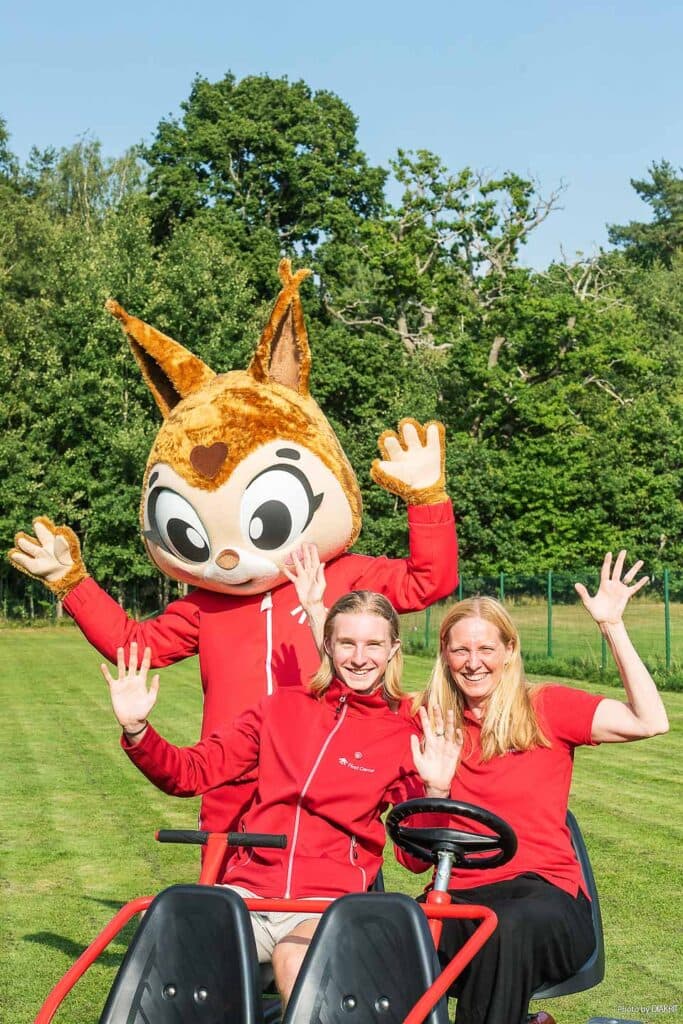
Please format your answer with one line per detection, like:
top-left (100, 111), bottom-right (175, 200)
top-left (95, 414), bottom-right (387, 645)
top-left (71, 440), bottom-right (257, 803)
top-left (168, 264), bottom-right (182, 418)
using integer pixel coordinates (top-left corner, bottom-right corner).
top-left (102, 550), bottom-right (460, 1007)
top-left (399, 551), bottom-right (669, 1024)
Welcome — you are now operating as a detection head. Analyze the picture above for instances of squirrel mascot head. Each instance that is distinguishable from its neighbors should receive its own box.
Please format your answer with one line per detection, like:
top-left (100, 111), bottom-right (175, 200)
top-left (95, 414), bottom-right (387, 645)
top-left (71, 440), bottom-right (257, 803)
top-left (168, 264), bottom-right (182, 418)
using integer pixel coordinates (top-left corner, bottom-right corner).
top-left (106, 260), bottom-right (362, 597)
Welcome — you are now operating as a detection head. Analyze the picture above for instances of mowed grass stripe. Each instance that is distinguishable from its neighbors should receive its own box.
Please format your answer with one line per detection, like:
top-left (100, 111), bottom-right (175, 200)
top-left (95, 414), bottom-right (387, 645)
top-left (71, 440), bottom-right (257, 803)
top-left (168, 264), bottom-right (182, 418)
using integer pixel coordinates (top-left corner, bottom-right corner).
top-left (1, 632), bottom-right (205, 1023)
top-left (1, 630), bottom-right (680, 1024)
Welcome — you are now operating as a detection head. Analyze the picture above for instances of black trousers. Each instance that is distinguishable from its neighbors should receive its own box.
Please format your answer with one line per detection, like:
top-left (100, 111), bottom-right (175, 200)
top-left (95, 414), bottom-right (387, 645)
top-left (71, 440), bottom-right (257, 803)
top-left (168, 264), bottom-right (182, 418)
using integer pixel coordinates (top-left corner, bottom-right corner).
top-left (424, 874), bottom-right (595, 1024)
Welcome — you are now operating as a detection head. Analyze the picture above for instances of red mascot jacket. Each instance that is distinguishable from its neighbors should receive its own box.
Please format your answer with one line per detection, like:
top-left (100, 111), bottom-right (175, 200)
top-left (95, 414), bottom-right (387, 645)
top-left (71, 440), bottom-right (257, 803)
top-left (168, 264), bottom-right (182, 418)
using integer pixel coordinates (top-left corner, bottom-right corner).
top-left (66, 500), bottom-right (457, 831)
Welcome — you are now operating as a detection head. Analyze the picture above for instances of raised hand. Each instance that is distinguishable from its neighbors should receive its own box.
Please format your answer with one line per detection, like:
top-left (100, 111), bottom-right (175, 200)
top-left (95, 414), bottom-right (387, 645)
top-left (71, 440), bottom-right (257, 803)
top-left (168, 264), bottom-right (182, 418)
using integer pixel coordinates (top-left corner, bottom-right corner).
top-left (283, 543), bottom-right (326, 611)
top-left (100, 643), bottom-right (159, 737)
top-left (575, 550), bottom-right (649, 627)
top-left (9, 516), bottom-right (87, 597)
top-left (411, 705), bottom-right (463, 797)
top-left (283, 543), bottom-right (327, 652)
top-left (370, 419), bottom-right (447, 504)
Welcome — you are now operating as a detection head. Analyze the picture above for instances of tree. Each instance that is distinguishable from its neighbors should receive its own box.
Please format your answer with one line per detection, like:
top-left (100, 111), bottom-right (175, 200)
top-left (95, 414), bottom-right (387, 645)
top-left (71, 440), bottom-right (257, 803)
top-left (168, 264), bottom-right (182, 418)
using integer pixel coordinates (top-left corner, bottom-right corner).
top-left (143, 73), bottom-right (386, 264)
top-left (320, 150), bottom-right (561, 358)
top-left (608, 160), bottom-right (683, 267)
top-left (0, 116), bottom-right (19, 187)
top-left (22, 137), bottom-right (143, 229)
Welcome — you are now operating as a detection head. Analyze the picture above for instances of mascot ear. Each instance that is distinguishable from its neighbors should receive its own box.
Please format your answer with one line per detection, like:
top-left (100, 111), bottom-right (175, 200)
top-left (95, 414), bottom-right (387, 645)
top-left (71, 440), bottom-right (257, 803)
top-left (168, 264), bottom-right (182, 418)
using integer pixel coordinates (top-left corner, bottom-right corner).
top-left (248, 259), bottom-right (313, 395)
top-left (105, 299), bottom-right (215, 418)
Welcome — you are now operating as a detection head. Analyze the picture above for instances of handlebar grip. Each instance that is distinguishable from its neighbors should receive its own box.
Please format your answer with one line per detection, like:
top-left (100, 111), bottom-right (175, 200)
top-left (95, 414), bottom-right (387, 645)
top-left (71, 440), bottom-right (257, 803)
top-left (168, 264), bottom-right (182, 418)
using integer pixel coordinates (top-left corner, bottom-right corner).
top-left (156, 829), bottom-right (209, 845)
top-left (155, 830), bottom-right (287, 849)
top-left (227, 832), bottom-right (287, 849)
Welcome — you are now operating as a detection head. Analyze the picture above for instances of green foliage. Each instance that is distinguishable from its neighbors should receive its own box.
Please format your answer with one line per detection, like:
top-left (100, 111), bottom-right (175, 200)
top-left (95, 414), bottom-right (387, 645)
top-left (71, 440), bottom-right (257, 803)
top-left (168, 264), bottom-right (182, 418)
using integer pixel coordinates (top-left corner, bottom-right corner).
top-left (2, 73), bottom-right (683, 600)
top-left (143, 73), bottom-right (386, 260)
top-left (608, 160), bottom-right (683, 267)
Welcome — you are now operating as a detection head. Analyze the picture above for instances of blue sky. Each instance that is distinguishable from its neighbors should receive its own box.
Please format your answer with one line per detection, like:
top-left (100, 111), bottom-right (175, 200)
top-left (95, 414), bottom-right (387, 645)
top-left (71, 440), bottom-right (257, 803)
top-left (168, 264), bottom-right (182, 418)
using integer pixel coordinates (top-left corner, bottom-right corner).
top-left (2, 0), bottom-right (681, 267)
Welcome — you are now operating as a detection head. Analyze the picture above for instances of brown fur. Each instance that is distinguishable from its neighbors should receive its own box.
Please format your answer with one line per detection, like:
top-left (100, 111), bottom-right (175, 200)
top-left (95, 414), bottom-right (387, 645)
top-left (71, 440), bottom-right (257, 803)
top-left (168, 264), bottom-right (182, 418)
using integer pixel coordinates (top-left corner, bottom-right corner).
top-left (370, 418), bottom-right (448, 505)
top-left (10, 516), bottom-right (87, 598)
top-left (106, 259), bottom-right (363, 545)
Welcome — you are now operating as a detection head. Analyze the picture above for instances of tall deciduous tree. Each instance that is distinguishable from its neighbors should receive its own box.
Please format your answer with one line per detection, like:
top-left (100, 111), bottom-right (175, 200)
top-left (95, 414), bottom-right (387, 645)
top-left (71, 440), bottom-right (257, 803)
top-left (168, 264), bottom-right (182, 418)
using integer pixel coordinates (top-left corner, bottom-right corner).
top-left (143, 73), bottom-right (386, 266)
top-left (320, 150), bottom-right (561, 358)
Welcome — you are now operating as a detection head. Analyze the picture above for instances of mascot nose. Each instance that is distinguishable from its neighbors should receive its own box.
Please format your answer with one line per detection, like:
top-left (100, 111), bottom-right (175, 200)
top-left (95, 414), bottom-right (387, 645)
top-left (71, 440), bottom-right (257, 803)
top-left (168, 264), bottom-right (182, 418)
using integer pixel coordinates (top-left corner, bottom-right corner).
top-left (216, 549), bottom-right (240, 571)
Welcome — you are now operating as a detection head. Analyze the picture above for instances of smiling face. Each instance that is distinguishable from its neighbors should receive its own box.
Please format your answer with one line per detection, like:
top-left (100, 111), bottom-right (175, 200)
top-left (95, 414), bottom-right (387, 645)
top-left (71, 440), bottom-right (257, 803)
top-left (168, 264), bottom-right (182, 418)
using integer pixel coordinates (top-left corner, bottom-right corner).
top-left (142, 440), bottom-right (355, 596)
top-left (443, 616), bottom-right (513, 714)
top-left (327, 612), bottom-right (400, 695)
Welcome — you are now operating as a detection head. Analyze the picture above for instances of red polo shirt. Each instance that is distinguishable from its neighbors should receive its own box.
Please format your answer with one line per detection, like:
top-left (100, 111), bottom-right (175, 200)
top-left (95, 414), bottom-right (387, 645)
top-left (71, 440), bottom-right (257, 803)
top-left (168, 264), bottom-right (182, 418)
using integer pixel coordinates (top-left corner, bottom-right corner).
top-left (399, 685), bottom-right (604, 897)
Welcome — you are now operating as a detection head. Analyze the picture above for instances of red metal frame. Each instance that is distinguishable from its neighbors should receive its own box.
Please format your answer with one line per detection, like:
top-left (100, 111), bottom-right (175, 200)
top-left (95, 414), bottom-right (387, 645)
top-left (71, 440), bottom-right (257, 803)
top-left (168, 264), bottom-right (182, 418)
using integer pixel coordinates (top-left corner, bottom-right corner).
top-left (34, 896), bottom-right (153, 1024)
top-left (33, 832), bottom-right (499, 1024)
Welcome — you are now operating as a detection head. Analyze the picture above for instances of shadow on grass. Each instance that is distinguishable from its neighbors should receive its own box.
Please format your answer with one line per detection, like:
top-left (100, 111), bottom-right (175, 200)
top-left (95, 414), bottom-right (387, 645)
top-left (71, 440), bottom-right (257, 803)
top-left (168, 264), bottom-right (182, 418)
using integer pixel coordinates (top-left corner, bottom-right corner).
top-left (24, 917), bottom-right (138, 969)
top-left (82, 895), bottom-right (143, 911)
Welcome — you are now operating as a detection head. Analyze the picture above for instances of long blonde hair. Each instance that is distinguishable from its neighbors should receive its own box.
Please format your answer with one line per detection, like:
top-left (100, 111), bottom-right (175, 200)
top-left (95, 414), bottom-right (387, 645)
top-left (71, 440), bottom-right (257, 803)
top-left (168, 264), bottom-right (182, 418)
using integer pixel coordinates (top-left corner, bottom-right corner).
top-left (419, 597), bottom-right (549, 760)
top-left (309, 590), bottom-right (405, 700)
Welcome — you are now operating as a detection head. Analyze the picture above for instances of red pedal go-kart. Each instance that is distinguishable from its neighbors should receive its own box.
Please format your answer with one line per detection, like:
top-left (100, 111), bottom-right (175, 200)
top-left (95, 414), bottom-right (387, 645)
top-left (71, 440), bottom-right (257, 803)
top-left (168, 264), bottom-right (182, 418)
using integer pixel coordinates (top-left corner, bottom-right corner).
top-left (34, 799), bottom-right (610, 1024)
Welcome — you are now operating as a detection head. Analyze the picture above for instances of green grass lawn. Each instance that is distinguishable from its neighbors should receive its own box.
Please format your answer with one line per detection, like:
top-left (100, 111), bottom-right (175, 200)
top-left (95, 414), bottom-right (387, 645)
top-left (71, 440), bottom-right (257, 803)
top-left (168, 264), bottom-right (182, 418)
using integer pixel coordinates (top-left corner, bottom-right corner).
top-left (1, 629), bottom-right (680, 1024)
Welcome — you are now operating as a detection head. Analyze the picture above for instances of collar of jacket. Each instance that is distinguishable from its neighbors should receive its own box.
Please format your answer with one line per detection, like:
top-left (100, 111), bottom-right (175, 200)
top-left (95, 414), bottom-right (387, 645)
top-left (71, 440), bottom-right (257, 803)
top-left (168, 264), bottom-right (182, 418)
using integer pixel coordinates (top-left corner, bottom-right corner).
top-left (319, 677), bottom-right (398, 717)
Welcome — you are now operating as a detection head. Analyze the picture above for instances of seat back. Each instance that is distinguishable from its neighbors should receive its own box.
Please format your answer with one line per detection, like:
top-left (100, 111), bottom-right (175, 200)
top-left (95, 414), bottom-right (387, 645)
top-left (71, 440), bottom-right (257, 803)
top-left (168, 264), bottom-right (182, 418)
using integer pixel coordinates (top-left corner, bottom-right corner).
top-left (532, 810), bottom-right (605, 1000)
top-left (282, 892), bottom-right (448, 1024)
top-left (98, 884), bottom-right (263, 1024)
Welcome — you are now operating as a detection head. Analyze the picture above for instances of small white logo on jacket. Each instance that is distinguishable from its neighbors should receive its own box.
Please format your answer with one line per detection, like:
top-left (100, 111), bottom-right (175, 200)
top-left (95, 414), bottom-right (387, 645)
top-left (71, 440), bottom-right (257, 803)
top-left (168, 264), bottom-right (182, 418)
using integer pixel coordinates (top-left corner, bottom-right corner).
top-left (338, 754), bottom-right (376, 774)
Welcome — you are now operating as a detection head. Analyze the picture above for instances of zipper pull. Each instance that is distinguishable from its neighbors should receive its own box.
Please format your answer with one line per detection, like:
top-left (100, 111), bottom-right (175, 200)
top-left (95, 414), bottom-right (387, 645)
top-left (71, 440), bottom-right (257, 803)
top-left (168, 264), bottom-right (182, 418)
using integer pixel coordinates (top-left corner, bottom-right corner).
top-left (335, 693), bottom-right (348, 717)
top-left (351, 835), bottom-right (359, 860)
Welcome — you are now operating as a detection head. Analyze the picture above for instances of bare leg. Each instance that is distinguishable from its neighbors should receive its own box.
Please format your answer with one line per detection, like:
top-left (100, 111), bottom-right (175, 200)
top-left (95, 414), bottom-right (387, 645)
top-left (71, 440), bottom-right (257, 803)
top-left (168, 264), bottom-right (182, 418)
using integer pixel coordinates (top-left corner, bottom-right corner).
top-left (271, 918), bottom-right (319, 1008)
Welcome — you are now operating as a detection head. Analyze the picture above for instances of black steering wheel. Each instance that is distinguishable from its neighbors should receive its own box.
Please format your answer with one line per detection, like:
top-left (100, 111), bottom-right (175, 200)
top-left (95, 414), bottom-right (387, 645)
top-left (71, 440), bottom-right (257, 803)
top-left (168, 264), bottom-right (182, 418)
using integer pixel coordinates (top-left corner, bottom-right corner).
top-left (386, 798), bottom-right (517, 869)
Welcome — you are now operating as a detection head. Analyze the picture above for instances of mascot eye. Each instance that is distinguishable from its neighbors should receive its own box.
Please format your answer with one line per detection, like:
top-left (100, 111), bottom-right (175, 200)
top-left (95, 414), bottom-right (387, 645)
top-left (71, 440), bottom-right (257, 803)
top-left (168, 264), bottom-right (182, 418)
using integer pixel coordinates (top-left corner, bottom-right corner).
top-left (240, 466), bottom-right (323, 551)
top-left (146, 488), bottom-right (211, 564)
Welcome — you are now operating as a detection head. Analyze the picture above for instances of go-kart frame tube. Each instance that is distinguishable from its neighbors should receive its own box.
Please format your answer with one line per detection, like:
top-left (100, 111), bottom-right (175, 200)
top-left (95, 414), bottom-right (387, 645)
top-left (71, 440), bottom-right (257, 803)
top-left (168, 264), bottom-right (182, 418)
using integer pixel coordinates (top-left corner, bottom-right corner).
top-left (33, 897), bottom-right (497, 1024)
top-left (34, 895), bottom-right (154, 1024)
top-left (34, 829), bottom-right (499, 1024)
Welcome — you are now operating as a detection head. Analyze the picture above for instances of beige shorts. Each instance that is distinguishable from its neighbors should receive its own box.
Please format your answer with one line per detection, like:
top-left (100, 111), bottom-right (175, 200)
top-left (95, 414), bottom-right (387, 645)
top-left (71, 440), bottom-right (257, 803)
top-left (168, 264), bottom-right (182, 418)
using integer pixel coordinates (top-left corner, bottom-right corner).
top-left (225, 885), bottom-right (322, 963)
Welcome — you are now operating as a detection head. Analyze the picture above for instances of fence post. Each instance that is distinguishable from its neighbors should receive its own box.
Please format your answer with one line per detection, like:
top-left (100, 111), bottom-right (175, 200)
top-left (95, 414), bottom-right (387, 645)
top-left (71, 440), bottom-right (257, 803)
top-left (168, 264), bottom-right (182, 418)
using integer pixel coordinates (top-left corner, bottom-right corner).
top-left (664, 568), bottom-right (671, 671)
top-left (546, 570), bottom-right (553, 659)
top-left (424, 605), bottom-right (431, 651)
top-left (499, 572), bottom-right (505, 602)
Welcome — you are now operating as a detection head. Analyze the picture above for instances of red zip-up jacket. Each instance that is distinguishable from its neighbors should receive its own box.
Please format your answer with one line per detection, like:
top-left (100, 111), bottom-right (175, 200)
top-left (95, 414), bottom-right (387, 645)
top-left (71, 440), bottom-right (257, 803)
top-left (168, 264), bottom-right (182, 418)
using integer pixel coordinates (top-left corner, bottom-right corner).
top-left (67, 500), bottom-right (457, 832)
top-left (123, 680), bottom-right (425, 898)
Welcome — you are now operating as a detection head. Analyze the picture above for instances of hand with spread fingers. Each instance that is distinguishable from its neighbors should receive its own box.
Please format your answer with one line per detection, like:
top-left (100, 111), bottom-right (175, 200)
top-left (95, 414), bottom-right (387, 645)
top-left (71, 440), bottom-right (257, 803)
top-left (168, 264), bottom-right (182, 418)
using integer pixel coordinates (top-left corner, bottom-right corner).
top-left (575, 550), bottom-right (649, 628)
top-left (100, 643), bottom-right (159, 743)
top-left (282, 543), bottom-right (327, 652)
top-left (8, 516), bottom-right (87, 598)
top-left (575, 551), bottom-right (669, 742)
top-left (283, 543), bottom-right (327, 610)
top-left (411, 705), bottom-right (463, 797)
top-left (370, 418), bottom-right (447, 505)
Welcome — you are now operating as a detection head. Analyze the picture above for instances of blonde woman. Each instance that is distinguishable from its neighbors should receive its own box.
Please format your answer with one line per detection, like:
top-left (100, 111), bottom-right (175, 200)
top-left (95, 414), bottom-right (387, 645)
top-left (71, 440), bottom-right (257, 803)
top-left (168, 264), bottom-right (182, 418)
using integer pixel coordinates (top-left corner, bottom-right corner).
top-left (102, 547), bottom-right (460, 1009)
top-left (399, 551), bottom-right (669, 1024)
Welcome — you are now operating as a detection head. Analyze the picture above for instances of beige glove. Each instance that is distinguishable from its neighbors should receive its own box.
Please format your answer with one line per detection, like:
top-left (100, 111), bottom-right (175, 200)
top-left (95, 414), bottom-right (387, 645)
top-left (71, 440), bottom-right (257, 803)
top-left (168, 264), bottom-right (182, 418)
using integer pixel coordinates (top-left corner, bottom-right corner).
top-left (8, 516), bottom-right (88, 599)
top-left (370, 418), bottom-right (448, 506)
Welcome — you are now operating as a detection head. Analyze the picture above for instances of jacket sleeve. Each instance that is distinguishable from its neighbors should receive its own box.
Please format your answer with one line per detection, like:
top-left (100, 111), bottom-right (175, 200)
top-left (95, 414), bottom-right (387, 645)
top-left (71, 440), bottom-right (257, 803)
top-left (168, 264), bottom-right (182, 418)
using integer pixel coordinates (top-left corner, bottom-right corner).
top-left (339, 500), bottom-right (458, 612)
top-left (121, 703), bottom-right (263, 796)
top-left (63, 576), bottom-right (200, 667)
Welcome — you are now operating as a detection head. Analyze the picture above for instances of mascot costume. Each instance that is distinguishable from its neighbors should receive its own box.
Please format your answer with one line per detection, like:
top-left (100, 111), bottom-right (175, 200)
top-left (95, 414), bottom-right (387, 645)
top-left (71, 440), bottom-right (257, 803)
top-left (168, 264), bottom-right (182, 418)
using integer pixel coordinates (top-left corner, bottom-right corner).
top-left (10, 259), bottom-right (458, 833)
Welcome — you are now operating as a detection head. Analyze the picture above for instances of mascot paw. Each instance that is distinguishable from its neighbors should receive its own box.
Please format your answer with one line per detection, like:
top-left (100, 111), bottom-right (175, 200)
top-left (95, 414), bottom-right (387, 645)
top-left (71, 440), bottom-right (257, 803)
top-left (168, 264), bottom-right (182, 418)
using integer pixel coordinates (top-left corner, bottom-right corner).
top-left (370, 419), bottom-right (448, 506)
top-left (9, 516), bottom-right (87, 598)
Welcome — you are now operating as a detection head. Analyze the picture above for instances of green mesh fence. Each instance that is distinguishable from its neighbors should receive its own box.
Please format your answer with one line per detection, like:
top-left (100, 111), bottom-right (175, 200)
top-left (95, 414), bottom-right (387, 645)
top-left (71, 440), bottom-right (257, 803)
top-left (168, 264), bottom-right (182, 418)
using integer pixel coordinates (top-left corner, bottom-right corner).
top-left (3, 567), bottom-right (682, 685)
top-left (400, 569), bottom-right (683, 685)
